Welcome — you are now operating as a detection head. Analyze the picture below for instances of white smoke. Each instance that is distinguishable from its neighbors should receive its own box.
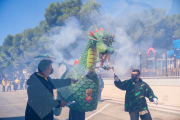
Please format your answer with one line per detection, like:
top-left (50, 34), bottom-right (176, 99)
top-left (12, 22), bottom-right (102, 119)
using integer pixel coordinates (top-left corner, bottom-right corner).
top-left (4, 0), bottom-right (171, 79)
top-left (82, 0), bottom-right (170, 77)
top-left (48, 3), bottom-right (167, 78)
top-left (49, 17), bottom-right (83, 63)
top-left (46, 17), bottom-right (83, 78)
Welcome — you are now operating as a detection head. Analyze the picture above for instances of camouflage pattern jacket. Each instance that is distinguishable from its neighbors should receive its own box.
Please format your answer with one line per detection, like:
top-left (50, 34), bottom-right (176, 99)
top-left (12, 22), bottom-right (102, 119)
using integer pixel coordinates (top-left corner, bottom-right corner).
top-left (114, 78), bottom-right (157, 112)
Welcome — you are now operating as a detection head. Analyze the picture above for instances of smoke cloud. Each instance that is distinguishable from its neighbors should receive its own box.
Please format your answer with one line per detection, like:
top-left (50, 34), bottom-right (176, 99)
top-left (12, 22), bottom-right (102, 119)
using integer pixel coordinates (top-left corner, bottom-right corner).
top-left (2, 0), bottom-right (171, 79)
top-left (49, 17), bottom-right (83, 63)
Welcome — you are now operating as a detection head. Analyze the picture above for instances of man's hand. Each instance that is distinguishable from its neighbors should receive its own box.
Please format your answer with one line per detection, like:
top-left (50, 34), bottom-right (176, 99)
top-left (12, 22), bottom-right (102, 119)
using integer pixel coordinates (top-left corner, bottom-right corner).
top-left (153, 98), bottom-right (158, 105)
top-left (60, 100), bottom-right (67, 107)
top-left (114, 74), bottom-right (119, 82)
top-left (101, 88), bottom-right (103, 91)
top-left (71, 78), bottom-right (78, 84)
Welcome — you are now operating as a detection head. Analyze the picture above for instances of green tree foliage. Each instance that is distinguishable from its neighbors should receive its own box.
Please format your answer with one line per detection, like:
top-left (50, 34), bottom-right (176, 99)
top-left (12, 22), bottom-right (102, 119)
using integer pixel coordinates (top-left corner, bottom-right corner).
top-left (2, 35), bottom-right (14, 51)
top-left (13, 34), bottom-right (22, 47)
top-left (153, 14), bottom-right (180, 50)
top-left (78, 0), bottom-right (101, 30)
top-left (122, 8), bottom-right (180, 54)
top-left (125, 8), bottom-right (166, 44)
top-left (44, 0), bottom-right (82, 26)
top-left (39, 20), bottom-right (49, 32)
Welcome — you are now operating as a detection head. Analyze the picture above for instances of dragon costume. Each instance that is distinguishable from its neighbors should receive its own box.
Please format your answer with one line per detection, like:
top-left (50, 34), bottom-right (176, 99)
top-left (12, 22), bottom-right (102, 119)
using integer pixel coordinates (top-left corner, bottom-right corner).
top-left (54, 28), bottom-right (114, 114)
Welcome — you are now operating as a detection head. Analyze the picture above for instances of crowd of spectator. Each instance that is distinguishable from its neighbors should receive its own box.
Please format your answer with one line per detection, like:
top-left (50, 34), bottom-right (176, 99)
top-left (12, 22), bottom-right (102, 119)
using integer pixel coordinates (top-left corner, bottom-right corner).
top-left (0, 71), bottom-right (28, 92)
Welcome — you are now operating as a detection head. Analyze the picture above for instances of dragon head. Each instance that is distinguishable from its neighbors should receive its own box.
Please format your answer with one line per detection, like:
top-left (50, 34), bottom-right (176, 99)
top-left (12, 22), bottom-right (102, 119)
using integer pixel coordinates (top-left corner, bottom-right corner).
top-left (88, 28), bottom-right (114, 66)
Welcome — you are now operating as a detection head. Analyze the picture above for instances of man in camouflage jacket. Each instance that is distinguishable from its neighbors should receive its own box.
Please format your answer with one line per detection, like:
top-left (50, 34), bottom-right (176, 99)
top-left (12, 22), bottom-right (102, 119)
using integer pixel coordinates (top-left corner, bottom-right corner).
top-left (114, 69), bottom-right (158, 120)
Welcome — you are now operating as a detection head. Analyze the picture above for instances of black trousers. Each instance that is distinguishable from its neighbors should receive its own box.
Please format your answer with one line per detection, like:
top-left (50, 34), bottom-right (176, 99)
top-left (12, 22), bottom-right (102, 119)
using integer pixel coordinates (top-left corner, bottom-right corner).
top-left (129, 109), bottom-right (152, 120)
top-left (69, 109), bottom-right (85, 120)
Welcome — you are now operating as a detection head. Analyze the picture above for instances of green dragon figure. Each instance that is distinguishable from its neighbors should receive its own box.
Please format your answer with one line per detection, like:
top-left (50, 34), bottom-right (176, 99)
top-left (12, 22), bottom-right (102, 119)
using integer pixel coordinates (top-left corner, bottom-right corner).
top-left (55, 28), bottom-right (114, 114)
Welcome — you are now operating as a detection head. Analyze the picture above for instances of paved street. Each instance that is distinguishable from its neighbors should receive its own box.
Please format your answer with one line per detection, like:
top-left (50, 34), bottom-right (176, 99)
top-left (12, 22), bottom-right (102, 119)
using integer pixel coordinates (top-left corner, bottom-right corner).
top-left (0, 89), bottom-right (180, 120)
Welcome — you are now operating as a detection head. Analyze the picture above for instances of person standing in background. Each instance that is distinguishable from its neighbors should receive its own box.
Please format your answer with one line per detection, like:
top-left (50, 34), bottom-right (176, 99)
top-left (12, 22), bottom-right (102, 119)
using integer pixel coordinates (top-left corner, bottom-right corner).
top-left (14, 77), bottom-right (19, 91)
top-left (2, 78), bottom-right (6, 92)
top-left (7, 79), bottom-right (11, 91)
top-left (25, 79), bottom-right (28, 90)
top-left (0, 74), bottom-right (2, 84)
top-left (97, 73), bottom-right (104, 102)
top-left (95, 68), bottom-right (104, 102)
top-left (20, 77), bottom-right (25, 90)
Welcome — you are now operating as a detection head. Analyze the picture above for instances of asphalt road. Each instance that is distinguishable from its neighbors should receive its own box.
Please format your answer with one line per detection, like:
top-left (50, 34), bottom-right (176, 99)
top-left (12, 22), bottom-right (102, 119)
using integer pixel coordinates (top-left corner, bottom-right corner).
top-left (0, 89), bottom-right (180, 120)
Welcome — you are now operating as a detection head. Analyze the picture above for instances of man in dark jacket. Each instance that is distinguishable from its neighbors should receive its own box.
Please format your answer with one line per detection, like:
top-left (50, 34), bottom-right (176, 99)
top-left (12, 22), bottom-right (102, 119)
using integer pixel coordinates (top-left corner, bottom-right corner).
top-left (25, 59), bottom-right (77, 120)
top-left (114, 69), bottom-right (158, 120)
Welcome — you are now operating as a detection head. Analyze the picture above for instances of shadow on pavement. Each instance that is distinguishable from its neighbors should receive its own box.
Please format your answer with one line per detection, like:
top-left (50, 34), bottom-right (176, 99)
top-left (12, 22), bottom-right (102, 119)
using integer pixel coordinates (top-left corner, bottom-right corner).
top-left (0, 116), bottom-right (25, 120)
top-left (54, 118), bottom-right (69, 120)
top-left (100, 99), bottom-right (112, 102)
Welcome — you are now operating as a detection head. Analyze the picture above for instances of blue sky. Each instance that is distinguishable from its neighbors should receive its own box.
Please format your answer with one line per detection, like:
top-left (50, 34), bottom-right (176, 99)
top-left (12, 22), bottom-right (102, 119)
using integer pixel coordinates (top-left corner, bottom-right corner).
top-left (0, 0), bottom-right (180, 46)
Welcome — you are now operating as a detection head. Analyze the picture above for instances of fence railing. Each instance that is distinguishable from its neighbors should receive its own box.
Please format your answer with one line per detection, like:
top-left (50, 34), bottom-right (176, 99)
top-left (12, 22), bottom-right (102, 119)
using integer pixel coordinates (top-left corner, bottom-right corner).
top-left (141, 68), bottom-right (180, 77)
top-left (103, 76), bottom-right (180, 86)
top-left (100, 68), bottom-right (180, 78)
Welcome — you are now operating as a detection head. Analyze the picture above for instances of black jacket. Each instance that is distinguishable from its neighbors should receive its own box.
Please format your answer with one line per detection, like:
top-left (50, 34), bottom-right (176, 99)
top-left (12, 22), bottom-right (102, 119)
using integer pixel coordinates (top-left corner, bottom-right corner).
top-left (114, 78), bottom-right (157, 112)
top-left (25, 72), bottom-right (71, 120)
